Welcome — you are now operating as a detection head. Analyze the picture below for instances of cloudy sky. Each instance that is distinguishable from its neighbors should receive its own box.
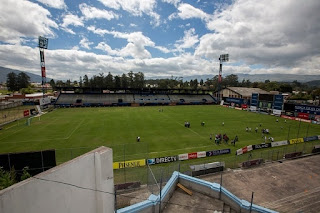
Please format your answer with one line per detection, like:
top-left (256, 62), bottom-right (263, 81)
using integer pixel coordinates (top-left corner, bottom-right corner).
top-left (0, 0), bottom-right (319, 80)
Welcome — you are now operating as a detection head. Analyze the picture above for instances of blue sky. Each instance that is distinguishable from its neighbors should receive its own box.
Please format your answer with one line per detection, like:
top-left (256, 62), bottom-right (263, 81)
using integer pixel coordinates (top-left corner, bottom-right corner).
top-left (0, 0), bottom-right (319, 80)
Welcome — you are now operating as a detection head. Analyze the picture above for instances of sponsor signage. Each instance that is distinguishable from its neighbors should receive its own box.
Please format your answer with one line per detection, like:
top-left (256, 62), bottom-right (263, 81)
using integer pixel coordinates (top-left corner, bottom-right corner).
top-left (40, 97), bottom-right (51, 106)
top-left (178, 153), bottom-right (188, 161)
top-left (154, 156), bottom-right (177, 164)
top-left (241, 104), bottom-right (248, 109)
top-left (298, 112), bottom-right (309, 119)
top-left (250, 106), bottom-right (257, 111)
top-left (271, 140), bottom-right (288, 147)
top-left (289, 138), bottom-right (304, 144)
top-left (253, 143), bottom-right (271, 150)
top-left (303, 136), bottom-right (318, 142)
top-left (188, 152), bottom-right (198, 159)
top-left (273, 95), bottom-right (283, 110)
top-left (147, 159), bottom-right (155, 165)
top-left (273, 109), bottom-right (281, 115)
top-left (206, 149), bottom-right (231, 157)
top-left (247, 145), bottom-right (253, 152)
top-left (197, 151), bottom-right (206, 158)
top-left (236, 148), bottom-right (243, 155)
top-left (295, 105), bottom-right (320, 115)
top-left (226, 98), bottom-right (244, 104)
top-left (113, 159), bottom-right (146, 169)
top-left (23, 110), bottom-right (30, 117)
top-left (281, 115), bottom-right (295, 120)
top-left (251, 93), bottom-right (259, 107)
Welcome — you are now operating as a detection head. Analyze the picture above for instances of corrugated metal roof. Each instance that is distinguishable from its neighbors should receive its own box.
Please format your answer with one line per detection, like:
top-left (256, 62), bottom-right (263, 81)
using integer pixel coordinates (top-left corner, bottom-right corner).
top-left (227, 87), bottom-right (270, 97)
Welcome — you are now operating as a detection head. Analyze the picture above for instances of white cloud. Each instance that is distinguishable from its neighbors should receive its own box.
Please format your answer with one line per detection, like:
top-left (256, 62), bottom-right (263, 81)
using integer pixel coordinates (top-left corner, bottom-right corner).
top-left (130, 23), bottom-right (138, 27)
top-left (80, 37), bottom-right (93, 49)
top-left (162, 0), bottom-right (181, 7)
top-left (98, 0), bottom-right (160, 26)
top-left (60, 14), bottom-right (83, 34)
top-left (36, 0), bottom-right (67, 9)
top-left (169, 3), bottom-right (210, 21)
top-left (0, 0), bottom-right (58, 44)
top-left (79, 3), bottom-right (119, 20)
top-left (175, 28), bottom-right (199, 51)
top-left (196, 0), bottom-right (320, 69)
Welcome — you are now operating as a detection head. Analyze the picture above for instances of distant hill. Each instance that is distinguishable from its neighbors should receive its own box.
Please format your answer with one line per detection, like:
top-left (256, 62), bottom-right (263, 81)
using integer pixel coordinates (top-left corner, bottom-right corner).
top-left (151, 73), bottom-right (320, 83)
top-left (0, 66), bottom-right (52, 83)
top-left (305, 80), bottom-right (320, 87)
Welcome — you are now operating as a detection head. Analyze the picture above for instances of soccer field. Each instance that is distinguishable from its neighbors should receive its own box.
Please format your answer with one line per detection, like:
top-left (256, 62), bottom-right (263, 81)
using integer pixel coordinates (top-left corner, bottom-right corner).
top-left (0, 105), bottom-right (319, 163)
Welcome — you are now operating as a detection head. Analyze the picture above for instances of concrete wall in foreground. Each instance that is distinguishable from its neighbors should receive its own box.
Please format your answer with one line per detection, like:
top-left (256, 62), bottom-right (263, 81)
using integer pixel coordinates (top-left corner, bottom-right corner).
top-left (0, 146), bottom-right (114, 213)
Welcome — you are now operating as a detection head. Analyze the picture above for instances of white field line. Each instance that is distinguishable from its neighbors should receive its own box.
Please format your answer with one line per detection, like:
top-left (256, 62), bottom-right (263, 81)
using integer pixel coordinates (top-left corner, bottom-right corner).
top-left (0, 119), bottom-right (85, 144)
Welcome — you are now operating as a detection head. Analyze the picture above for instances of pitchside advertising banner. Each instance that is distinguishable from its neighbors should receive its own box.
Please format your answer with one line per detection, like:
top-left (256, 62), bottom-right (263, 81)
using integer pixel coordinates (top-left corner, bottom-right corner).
top-left (271, 140), bottom-right (288, 147)
top-left (289, 138), bottom-right (304, 145)
top-left (147, 156), bottom-right (177, 165)
top-left (295, 105), bottom-right (320, 115)
top-left (113, 159), bottom-right (146, 169)
top-left (303, 135), bottom-right (319, 142)
top-left (253, 143), bottom-right (271, 150)
top-left (206, 149), bottom-right (231, 157)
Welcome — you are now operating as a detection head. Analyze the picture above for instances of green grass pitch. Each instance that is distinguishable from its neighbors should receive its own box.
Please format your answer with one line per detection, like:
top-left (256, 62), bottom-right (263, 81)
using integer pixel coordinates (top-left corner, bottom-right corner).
top-left (0, 105), bottom-right (319, 164)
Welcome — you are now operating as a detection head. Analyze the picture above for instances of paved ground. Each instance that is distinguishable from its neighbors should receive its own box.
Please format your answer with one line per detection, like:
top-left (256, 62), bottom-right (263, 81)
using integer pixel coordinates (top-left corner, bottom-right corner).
top-left (117, 154), bottom-right (320, 213)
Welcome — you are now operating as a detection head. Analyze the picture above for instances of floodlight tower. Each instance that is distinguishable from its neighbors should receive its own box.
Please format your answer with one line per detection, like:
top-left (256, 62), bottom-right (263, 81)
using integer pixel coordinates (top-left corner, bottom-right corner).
top-left (217, 54), bottom-right (229, 103)
top-left (38, 36), bottom-right (48, 97)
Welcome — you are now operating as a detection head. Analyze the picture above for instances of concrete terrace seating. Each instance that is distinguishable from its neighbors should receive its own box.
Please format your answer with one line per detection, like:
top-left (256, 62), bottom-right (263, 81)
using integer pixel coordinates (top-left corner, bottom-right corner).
top-left (133, 94), bottom-right (170, 105)
top-left (55, 93), bottom-right (215, 106)
top-left (168, 94), bottom-right (215, 104)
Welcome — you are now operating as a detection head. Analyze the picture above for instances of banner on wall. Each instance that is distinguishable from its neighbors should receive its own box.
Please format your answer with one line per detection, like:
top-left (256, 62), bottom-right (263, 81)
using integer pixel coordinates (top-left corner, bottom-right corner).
top-left (289, 138), bottom-right (304, 144)
top-left (113, 159), bottom-right (146, 169)
top-left (178, 153), bottom-right (188, 161)
top-left (271, 140), bottom-right (288, 147)
top-left (303, 136), bottom-right (318, 142)
top-left (253, 143), bottom-right (271, 150)
top-left (206, 149), bottom-right (231, 157)
top-left (188, 152), bottom-right (198, 159)
top-left (197, 151), bottom-right (206, 158)
top-left (23, 110), bottom-right (30, 117)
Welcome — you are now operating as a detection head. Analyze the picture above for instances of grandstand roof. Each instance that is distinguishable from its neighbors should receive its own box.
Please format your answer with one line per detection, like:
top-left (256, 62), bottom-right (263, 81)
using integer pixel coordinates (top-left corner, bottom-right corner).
top-left (227, 87), bottom-right (270, 97)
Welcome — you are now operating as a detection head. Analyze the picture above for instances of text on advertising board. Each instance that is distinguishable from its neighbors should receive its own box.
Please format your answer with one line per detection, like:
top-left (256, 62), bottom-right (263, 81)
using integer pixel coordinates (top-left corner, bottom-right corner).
top-left (113, 159), bottom-right (146, 169)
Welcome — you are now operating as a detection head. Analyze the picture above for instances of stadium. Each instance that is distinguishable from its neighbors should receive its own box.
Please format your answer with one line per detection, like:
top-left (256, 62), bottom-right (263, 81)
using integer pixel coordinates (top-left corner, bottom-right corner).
top-left (1, 89), bottom-right (320, 212)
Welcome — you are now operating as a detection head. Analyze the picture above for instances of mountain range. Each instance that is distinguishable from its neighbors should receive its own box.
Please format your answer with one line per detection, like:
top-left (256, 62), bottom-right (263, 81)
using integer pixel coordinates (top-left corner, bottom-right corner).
top-left (1, 66), bottom-right (319, 85)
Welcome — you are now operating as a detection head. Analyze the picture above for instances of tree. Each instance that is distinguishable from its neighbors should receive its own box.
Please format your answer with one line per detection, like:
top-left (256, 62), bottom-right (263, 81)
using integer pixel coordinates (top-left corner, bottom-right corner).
top-left (114, 75), bottom-right (121, 88)
top-left (223, 74), bottom-right (239, 87)
top-left (134, 72), bottom-right (145, 88)
top-left (49, 79), bottom-right (56, 90)
top-left (17, 72), bottom-right (30, 89)
top-left (79, 76), bottom-right (83, 87)
top-left (6, 72), bottom-right (18, 91)
top-left (128, 71), bottom-right (134, 88)
top-left (83, 75), bottom-right (89, 87)
top-left (121, 73), bottom-right (128, 88)
top-left (105, 72), bottom-right (114, 88)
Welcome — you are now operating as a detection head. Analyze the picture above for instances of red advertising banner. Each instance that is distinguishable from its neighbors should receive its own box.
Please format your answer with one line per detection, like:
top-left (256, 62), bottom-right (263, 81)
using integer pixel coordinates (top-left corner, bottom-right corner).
top-left (188, 152), bottom-right (198, 159)
top-left (23, 110), bottom-right (29, 117)
top-left (298, 112), bottom-right (309, 119)
top-left (281, 115), bottom-right (295, 120)
top-left (241, 104), bottom-right (248, 109)
top-left (41, 66), bottom-right (46, 77)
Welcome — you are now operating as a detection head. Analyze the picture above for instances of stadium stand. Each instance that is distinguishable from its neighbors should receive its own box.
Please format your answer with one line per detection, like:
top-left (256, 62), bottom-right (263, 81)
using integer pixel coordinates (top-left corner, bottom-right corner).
top-left (55, 93), bottom-right (216, 107)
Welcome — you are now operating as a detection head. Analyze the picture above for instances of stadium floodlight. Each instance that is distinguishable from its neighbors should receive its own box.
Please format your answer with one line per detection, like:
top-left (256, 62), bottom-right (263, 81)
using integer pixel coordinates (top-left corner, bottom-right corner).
top-left (38, 36), bottom-right (48, 49)
top-left (217, 54), bottom-right (229, 103)
top-left (219, 54), bottom-right (229, 62)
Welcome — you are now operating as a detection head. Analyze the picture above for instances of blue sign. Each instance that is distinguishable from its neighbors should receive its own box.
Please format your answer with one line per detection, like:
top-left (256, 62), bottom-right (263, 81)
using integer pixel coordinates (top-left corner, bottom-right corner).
top-left (295, 105), bottom-right (320, 115)
top-left (206, 149), bottom-right (231, 157)
top-left (226, 98), bottom-right (244, 104)
top-left (273, 95), bottom-right (283, 110)
top-left (251, 93), bottom-right (258, 106)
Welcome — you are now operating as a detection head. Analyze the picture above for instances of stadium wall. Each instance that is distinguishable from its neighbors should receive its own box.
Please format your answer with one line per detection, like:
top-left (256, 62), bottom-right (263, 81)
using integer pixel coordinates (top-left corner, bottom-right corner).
top-left (0, 146), bottom-right (114, 213)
